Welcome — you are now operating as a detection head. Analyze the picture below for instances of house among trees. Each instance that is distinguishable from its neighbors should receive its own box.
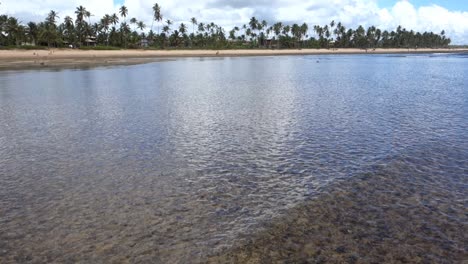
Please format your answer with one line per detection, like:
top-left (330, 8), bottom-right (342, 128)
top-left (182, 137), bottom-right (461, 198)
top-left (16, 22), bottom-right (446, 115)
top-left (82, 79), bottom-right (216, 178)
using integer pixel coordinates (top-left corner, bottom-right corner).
top-left (139, 38), bottom-right (150, 48)
top-left (263, 38), bottom-right (274, 48)
top-left (84, 36), bottom-right (97, 46)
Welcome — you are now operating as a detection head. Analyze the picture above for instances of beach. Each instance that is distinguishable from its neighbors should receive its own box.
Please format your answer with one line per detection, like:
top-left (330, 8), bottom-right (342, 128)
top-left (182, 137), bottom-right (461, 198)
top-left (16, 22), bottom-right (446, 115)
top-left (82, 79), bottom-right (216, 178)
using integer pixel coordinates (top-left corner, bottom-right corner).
top-left (1, 48), bottom-right (467, 69)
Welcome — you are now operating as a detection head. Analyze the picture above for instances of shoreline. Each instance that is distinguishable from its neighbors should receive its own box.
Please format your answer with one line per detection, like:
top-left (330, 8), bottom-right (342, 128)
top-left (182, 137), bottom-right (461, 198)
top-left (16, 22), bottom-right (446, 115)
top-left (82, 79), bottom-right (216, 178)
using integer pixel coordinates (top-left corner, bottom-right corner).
top-left (0, 48), bottom-right (467, 70)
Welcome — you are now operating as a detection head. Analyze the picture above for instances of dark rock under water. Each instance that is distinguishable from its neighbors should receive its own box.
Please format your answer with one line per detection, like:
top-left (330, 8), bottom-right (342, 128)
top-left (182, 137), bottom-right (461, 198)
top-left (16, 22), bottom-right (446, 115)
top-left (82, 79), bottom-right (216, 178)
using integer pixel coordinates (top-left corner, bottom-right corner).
top-left (208, 145), bottom-right (467, 263)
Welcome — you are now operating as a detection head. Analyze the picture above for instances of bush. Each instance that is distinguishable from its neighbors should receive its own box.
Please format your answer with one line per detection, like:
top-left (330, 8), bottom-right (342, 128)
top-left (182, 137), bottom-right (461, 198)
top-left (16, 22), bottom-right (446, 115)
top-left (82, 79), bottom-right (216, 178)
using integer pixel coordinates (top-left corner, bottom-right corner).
top-left (0, 45), bottom-right (48, 50)
top-left (79, 46), bottom-right (121, 50)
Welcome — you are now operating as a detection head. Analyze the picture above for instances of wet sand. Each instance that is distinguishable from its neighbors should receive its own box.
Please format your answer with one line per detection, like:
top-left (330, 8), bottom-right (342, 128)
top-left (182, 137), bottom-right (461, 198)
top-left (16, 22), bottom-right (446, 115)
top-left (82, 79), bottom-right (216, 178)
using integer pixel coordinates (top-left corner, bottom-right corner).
top-left (208, 148), bottom-right (467, 263)
top-left (0, 48), bottom-right (467, 70)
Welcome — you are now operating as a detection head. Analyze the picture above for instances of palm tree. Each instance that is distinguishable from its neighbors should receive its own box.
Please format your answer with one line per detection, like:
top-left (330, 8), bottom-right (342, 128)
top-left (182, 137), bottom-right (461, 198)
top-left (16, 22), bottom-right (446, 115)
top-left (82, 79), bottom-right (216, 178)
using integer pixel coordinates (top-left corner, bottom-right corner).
top-left (273, 22), bottom-right (282, 48)
top-left (198, 22), bottom-right (205, 34)
top-left (26, 21), bottom-right (39, 45)
top-left (179, 23), bottom-right (187, 35)
top-left (85, 11), bottom-right (92, 25)
top-left (162, 25), bottom-right (170, 35)
top-left (282, 25), bottom-right (290, 37)
top-left (188, 17), bottom-right (196, 35)
top-left (6, 16), bottom-right (24, 46)
top-left (249, 17), bottom-right (258, 45)
top-left (249, 17), bottom-right (258, 31)
top-left (355, 25), bottom-right (367, 48)
top-left (330, 20), bottom-right (335, 39)
top-left (75, 6), bottom-right (87, 23)
top-left (120, 22), bottom-right (130, 36)
top-left (64, 16), bottom-right (73, 28)
top-left (137, 21), bottom-right (146, 33)
top-left (110, 13), bottom-right (119, 26)
top-left (119, 5), bottom-right (128, 22)
top-left (241, 24), bottom-right (247, 38)
top-left (39, 11), bottom-right (59, 47)
top-left (120, 21), bottom-right (129, 47)
top-left (62, 16), bottom-right (74, 45)
top-left (300, 22), bottom-right (308, 44)
top-left (130, 17), bottom-right (137, 32)
top-left (291, 24), bottom-right (298, 37)
top-left (74, 6), bottom-right (89, 45)
top-left (324, 25), bottom-right (330, 48)
top-left (47, 10), bottom-right (59, 25)
top-left (245, 28), bottom-right (251, 40)
top-left (152, 3), bottom-right (162, 35)
top-left (333, 22), bottom-right (341, 46)
top-left (100, 14), bottom-right (111, 45)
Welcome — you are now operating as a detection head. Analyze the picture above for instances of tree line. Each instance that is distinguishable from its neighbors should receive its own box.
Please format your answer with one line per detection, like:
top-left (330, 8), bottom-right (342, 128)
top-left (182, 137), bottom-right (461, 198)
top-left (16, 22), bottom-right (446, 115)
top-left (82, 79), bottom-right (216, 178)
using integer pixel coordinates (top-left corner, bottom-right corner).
top-left (0, 3), bottom-right (451, 49)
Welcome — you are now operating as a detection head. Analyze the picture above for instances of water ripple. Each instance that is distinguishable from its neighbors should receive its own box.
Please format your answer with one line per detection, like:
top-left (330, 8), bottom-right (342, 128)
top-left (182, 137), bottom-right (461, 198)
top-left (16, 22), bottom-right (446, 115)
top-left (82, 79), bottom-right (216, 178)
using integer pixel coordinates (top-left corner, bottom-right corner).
top-left (0, 54), bottom-right (467, 263)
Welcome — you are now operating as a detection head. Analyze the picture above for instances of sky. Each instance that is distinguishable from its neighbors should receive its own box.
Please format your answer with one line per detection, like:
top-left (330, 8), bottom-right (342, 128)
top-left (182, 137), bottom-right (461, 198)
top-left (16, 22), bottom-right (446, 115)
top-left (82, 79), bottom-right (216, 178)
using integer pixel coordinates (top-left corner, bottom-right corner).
top-left (1, 0), bottom-right (467, 44)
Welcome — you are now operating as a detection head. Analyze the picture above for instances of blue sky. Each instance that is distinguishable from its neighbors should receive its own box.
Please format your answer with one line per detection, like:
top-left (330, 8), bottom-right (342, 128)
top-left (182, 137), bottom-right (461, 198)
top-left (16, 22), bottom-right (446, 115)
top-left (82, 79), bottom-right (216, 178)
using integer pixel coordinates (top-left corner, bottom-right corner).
top-left (378, 0), bottom-right (467, 10)
top-left (111, 0), bottom-right (467, 11)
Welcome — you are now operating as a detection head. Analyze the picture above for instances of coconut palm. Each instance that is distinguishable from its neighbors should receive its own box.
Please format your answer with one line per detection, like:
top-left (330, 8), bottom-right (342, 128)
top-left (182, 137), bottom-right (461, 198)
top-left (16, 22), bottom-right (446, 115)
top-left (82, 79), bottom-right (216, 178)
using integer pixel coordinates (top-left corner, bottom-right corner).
top-left (249, 17), bottom-right (258, 32)
top-left (119, 6), bottom-right (128, 22)
top-left (152, 3), bottom-right (162, 35)
top-left (273, 22), bottom-right (282, 48)
top-left (190, 17), bottom-right (197, 34)
top-left (120, 21), bottom-right (130, 47)
top-left (75, 6), bottom-right (87, 23)
top-left (26, 21), bottom-right (39, 44)
top-left (62, 16), bottom-right (74, 45)
top-left (5, 16), bottom-right (24, 46)
top-left (249, 17), bottom-right (258, 45)
top-left (300, 23), bottom-right (308, 42)
top-left (282, 25), bottom-right (290, 37)
top-left (110, 14), bottom-right (119, 26)
top-left (137, 21), bottom-right (146, 32)
top-left (198, 22), bottom-right (205, 33)
top-left (162, 25), bottom-right (170, 35)
top-left (46, 10), bottom-right (59, 25)
top-left (179, 23), bottom-right (187, 35)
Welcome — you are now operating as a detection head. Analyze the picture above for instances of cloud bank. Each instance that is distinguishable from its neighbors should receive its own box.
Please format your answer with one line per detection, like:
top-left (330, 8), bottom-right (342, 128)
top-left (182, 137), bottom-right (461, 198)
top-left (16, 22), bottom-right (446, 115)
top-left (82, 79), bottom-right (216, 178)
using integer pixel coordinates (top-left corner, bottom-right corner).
top-left (1, 0), bottom-right (467, 44)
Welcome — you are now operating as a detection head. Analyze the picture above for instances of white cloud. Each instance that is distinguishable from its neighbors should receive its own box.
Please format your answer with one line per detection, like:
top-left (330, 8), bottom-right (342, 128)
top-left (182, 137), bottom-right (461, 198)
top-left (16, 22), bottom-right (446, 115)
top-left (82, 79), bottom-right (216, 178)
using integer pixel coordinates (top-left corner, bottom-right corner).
top-left (1, 0), bottom-right (467, 44)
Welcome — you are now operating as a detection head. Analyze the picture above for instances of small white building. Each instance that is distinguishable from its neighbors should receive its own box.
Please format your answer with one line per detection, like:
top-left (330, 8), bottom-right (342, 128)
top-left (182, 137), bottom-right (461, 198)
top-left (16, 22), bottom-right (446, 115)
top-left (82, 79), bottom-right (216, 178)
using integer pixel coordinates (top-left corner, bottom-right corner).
top-left (139, 38), bottom-right (150, 48)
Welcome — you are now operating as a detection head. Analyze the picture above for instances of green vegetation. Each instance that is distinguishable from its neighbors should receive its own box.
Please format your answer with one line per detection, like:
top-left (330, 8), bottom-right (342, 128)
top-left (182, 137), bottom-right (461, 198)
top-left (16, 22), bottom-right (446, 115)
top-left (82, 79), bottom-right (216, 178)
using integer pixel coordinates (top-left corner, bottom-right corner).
top-left (78, 46), bottom-right (121, 50)
top-left (0, 45), bottom-right (47, 50)
top-left (0, 3), bottom-right (451, 50)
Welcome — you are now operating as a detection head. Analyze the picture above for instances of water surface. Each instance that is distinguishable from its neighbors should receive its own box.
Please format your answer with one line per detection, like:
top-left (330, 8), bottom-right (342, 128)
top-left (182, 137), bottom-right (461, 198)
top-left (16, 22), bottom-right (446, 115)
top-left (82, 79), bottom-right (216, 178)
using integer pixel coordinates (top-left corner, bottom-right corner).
top-left (0, 54), bottom-right (467, 262)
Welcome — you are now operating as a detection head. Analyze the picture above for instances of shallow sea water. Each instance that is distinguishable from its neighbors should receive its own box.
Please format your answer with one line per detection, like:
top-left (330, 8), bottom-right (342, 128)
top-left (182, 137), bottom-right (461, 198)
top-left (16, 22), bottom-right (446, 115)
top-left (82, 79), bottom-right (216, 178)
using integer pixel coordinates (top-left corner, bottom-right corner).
top-left (0, 54), bottom-right (467, 263)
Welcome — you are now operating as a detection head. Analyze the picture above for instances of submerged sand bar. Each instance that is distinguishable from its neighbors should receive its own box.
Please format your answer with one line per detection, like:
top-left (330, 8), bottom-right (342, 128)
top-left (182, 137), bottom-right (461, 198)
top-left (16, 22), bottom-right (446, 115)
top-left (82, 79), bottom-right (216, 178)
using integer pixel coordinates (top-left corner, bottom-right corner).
top-left (1, 48), bottom-right (467, 69)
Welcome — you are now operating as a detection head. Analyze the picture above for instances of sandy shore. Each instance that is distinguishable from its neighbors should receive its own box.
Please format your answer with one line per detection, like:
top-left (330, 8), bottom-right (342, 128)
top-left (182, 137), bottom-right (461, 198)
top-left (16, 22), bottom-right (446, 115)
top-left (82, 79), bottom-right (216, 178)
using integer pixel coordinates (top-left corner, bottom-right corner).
top-left (0, 48), bottom-right (467, 70)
